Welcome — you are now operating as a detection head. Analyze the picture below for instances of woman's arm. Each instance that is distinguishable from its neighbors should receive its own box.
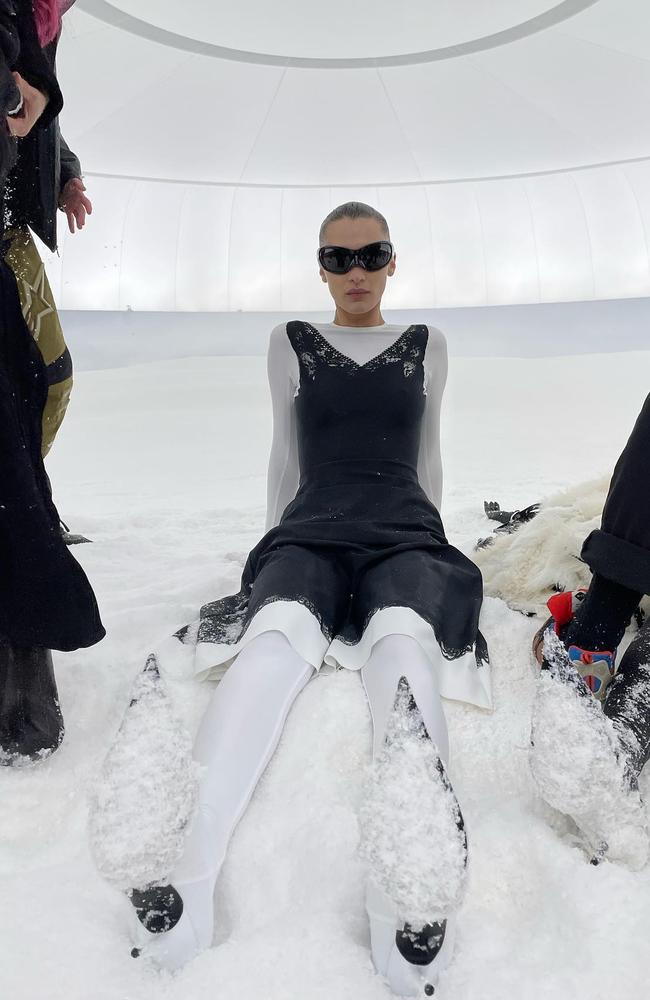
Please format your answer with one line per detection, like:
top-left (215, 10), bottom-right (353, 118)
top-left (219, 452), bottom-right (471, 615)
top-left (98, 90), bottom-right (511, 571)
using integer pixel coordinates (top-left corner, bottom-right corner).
top-left (417, 326), bottom-right (448, 512)
top-left (265, 324), bottom-right (300, 532)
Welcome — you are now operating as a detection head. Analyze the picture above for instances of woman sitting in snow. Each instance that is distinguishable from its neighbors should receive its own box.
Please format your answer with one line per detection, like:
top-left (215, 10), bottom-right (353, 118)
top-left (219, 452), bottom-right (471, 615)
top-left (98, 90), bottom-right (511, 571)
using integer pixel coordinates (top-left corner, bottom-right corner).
top-left (96, 202), bottom-right (491, 996)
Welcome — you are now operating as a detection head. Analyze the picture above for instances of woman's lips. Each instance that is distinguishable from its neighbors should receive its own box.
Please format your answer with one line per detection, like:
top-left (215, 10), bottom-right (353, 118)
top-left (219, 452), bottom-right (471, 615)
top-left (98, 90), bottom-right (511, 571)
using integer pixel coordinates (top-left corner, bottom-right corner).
top-left (347, 290), bottom-right (368, 296)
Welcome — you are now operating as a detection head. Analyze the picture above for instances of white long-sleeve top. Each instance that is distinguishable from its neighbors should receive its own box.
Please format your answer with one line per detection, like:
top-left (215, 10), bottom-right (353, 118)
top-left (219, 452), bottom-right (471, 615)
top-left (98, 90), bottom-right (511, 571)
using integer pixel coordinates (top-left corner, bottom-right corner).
top-left (265, 321), bottom-right (448, 532)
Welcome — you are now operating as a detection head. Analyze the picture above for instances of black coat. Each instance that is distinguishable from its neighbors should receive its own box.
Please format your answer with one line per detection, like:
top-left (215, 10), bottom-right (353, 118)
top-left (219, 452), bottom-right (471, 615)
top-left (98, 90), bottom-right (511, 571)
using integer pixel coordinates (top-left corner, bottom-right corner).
top-left (0, 4), bottom-right (100, 649)
top-left (0, 0), bottom-right (63, 194)
top-left (0, 0), bottom-right (23, 188)
top-left (3, 23), bottom-right (78, 251)
top-left (0, 252), bottom-right (105, 649)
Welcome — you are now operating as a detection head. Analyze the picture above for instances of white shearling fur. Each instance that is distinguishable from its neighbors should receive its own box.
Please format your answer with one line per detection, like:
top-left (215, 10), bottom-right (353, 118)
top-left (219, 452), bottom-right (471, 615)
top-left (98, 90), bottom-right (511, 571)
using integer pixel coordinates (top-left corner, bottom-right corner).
top-left (473, 476), bottom-right (616, 615)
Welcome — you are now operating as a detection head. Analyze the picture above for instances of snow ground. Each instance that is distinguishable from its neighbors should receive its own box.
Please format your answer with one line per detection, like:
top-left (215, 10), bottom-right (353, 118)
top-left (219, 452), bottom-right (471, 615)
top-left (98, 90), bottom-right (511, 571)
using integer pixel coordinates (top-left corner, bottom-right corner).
top-left (1, 350), bottom-right (649, 1000)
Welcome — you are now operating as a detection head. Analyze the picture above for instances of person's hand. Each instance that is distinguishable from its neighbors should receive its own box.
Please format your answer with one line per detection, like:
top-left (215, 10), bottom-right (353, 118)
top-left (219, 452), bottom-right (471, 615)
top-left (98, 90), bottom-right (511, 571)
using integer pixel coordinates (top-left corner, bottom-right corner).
top-left (59, 177), bottom-right (93, 233)
top-left (6, 71), bottom-right (48, 138)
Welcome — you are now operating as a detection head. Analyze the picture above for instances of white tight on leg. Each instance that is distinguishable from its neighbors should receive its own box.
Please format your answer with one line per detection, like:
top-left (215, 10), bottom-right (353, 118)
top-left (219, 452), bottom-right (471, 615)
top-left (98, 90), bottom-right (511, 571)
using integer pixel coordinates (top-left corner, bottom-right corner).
top-left (361, 634), bottom-right (455, 996)
top-left (133, 630), bottom-right (314, 970)
top-left (361, 633), bottom-right (449, 764)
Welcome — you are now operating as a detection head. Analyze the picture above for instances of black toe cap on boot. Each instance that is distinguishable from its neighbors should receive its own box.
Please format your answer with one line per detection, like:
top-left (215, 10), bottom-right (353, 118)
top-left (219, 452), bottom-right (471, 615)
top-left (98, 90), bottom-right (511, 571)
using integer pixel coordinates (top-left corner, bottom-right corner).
top-left (395, 920), bottom-right (447, 966)
top-left (128, 885), bottom-right (184, 934)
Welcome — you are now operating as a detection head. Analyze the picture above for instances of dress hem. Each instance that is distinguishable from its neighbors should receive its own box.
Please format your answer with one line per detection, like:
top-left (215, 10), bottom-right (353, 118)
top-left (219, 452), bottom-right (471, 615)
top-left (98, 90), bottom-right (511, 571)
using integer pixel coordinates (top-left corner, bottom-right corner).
top-left (157, 600), bottom-right (493, 712)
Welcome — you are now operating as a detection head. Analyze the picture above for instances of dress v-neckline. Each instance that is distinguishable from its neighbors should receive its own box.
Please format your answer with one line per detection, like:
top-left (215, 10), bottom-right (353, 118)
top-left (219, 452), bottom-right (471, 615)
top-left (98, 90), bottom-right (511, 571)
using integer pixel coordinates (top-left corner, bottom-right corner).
top-left (306, 323), bottom-right (417, 370)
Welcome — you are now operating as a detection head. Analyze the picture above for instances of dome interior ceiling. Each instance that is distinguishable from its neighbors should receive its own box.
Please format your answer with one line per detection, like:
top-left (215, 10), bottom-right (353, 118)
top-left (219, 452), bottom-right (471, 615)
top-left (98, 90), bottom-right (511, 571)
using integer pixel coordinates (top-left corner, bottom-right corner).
top-left (67, 0), bottom-right (650, 186)
top-left (102, 0), bottom-right (589, 60)
top-left (44, 0), bottom-right (650, 311)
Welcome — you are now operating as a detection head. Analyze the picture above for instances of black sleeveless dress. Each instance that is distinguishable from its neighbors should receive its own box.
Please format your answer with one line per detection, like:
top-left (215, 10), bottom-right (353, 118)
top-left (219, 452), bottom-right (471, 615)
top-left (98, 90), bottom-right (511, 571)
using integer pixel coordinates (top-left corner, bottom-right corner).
top-left (155, 321), bottom-right (491, 709)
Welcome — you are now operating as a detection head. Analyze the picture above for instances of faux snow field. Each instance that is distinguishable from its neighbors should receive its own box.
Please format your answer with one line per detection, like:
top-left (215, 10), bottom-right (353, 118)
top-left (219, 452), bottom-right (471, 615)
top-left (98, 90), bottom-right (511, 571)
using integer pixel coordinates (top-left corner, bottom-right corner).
top-left (1, 350), bottom-right (649, 1000)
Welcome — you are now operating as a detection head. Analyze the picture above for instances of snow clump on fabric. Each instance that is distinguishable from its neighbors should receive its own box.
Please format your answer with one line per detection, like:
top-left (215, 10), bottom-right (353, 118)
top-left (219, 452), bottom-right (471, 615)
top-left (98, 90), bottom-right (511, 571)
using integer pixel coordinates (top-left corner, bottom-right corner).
top-left (88, 655), bottom-right (200, 890)
top-left (358, 678), bottom-right (467, 928)
top-left (530, 631), bottom-right (649, 870)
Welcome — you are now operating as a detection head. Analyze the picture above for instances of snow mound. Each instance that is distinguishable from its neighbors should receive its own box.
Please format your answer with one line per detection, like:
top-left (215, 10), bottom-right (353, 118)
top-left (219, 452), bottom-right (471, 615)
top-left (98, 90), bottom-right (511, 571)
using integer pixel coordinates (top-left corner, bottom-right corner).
top-left (359, 678), bottom-right (467, 928)
top-left (88, 655), bottom-right (200, 890)
top-left (530, 632), bottom-right (649, 870)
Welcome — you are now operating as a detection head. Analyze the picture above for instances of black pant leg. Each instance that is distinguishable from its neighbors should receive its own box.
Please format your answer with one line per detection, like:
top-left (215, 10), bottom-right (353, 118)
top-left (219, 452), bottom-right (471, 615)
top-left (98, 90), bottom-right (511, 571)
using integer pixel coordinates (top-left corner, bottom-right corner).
top-left (581, 394), bottom-right (650, 595)
top-left (603, 620), bottom-right (650, 777)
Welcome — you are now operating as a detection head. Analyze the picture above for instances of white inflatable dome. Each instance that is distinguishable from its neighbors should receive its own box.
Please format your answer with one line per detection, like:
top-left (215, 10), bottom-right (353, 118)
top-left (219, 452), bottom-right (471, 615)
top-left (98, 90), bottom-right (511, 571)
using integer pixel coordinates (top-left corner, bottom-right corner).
top-left (49, 0), bottom-right (650, 311)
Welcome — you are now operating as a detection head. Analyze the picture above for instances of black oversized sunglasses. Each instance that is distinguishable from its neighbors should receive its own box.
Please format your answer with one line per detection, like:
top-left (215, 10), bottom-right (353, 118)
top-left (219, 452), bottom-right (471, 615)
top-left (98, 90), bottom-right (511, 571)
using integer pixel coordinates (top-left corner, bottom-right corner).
top-left (318, 241), bottom-right (394, 274)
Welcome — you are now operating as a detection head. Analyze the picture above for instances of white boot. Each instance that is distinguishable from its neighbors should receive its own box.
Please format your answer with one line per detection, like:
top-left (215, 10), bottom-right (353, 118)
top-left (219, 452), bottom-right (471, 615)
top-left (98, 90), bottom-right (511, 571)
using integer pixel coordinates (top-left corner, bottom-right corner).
top-left (366, 880), bottom-right (456, 997)
top-left (127, 878), bottom-right (214, 972)
top-left (360, 677), bottom-right (467, 996)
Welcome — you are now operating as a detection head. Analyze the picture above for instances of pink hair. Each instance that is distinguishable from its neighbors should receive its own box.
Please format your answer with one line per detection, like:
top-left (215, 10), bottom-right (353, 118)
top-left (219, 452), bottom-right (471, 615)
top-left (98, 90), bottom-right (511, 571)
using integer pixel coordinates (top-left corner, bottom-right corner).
top-left (33, 0), bottom-right (65, 46)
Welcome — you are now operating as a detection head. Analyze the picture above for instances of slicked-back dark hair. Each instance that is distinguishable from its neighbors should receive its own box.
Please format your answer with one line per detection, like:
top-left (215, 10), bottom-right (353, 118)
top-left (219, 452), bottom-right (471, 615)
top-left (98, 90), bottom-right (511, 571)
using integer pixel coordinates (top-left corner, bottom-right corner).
top-left (319, 202), bottom-right (390, 246)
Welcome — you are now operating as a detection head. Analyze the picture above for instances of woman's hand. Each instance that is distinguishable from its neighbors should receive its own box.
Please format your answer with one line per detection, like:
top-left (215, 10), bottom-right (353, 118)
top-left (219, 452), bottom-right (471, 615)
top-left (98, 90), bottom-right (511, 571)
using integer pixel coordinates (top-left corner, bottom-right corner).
top-left (6, 71), bottom-right (48, 137)
top-left (59, 177), bottom-right (93, 233)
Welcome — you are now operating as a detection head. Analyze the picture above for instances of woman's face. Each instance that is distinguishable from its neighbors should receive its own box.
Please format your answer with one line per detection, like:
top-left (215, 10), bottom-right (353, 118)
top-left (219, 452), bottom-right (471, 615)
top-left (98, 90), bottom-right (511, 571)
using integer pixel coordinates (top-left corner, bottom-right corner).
top-left (319, 216), bottom-right (396, 319)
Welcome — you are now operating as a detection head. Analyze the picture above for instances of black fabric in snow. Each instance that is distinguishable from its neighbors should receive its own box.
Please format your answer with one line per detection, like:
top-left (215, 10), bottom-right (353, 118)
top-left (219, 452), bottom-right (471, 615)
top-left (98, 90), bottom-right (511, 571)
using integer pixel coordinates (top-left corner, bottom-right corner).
top-left (581, 393), bottom-right (650, 596)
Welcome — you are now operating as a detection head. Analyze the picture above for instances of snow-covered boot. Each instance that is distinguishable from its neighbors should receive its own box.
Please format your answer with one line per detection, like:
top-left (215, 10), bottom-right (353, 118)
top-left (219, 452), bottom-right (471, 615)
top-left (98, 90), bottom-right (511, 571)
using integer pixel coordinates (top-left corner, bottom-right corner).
top-left (532, 590), bottom-right (618, 703)
top-left (532, 589), bottom-right (587, 665)
top-left (360, 677), bottom-right (467, 996)
top-left (0, 641), bottom-right (64, 765)
top-left (530, 630), bottom-right (648, 869)
top-left (88, 654), bottom-right (200, 891)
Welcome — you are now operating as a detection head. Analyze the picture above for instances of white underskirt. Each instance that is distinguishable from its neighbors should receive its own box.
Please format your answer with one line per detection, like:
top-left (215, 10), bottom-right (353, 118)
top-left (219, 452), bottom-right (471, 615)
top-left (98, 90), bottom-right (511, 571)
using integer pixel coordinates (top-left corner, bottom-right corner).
top-left (156, 600), bottom-right (493, 711)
